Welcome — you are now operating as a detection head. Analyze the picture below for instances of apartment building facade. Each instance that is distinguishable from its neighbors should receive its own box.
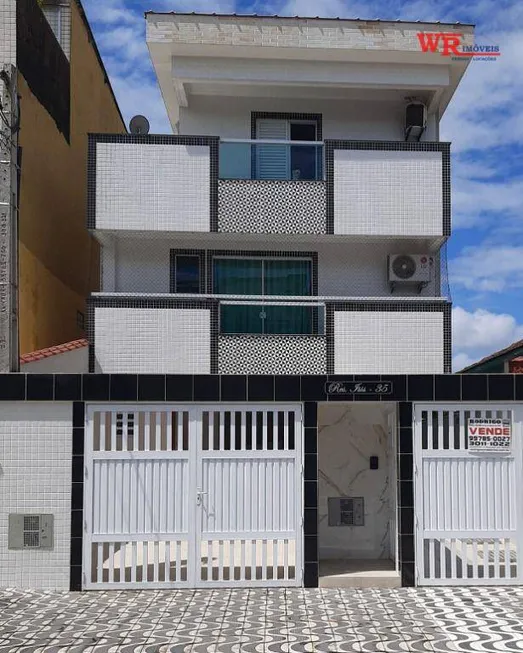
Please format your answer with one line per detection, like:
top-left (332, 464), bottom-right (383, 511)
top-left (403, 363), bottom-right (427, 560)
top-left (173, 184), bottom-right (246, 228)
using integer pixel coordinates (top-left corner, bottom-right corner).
top-left (89, 13), bottom-right (459, 378)
top-left (4, 13), bottom-right (523, 595)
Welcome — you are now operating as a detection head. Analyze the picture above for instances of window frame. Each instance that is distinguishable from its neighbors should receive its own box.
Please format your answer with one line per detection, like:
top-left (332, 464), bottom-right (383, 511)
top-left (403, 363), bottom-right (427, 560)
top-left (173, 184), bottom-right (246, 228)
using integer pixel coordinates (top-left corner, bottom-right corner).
top-left (42, 4), bottom-right (63, 47)
top-left (212, 255), bottom-right (314, 297)
top-left (211, 253), bottom-right (317, 336)
top-left (169, 250), bottom-right (206, 294)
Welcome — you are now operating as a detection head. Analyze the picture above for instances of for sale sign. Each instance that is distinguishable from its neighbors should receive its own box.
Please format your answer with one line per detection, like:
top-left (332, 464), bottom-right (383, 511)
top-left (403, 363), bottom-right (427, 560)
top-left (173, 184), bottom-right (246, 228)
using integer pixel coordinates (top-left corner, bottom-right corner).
top-left (467, 418), bottom-right (512, 451)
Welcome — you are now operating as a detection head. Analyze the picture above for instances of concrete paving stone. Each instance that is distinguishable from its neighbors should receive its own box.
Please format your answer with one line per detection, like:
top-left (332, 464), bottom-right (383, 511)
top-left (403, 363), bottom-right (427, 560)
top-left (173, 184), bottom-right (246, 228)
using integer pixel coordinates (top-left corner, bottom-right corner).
top-left (3, 587), bottom-right (523, 653)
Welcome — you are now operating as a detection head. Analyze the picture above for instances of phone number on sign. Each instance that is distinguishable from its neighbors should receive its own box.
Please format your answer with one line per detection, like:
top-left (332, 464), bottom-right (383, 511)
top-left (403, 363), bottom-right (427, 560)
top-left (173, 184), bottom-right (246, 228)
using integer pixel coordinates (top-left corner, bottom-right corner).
top-left (469, 436), bottom-right (510, 447)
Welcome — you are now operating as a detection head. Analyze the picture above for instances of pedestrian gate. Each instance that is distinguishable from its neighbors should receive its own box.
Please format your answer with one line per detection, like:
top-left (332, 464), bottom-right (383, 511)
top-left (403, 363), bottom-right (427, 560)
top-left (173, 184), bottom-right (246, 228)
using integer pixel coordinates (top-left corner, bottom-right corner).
top-left (83, 404), bottom-right (303, 589)
top-left (414, 404), bottom-right (523, 585)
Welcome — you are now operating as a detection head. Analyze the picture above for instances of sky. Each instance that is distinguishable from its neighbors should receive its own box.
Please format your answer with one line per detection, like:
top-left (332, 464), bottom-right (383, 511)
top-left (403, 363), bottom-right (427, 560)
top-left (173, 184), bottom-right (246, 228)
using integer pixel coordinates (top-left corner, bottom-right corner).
top-left (82, 0), bottom-right (523, 371)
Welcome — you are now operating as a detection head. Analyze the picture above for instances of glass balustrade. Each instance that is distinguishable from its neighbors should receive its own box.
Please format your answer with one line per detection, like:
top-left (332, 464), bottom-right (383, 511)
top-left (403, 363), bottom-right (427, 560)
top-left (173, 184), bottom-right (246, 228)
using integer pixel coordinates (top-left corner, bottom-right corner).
top-left (219, 140), bottom-right (324, 181)
top-left (219, 301), bottom-right (325, 335)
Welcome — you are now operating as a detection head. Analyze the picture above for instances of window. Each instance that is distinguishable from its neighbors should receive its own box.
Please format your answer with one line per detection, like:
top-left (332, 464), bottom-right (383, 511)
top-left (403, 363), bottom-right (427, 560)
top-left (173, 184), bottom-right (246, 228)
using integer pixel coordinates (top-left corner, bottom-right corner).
top-left (172, 255), bottom-right (201, 293)
top-left (42, 3), bottom-right (71, 57)
top-left (43, 5), bottom-right (62, 45)
top-left (255, 117), bottom-right (321, 180)
top-left (213, 257), bottom-right (315, 334)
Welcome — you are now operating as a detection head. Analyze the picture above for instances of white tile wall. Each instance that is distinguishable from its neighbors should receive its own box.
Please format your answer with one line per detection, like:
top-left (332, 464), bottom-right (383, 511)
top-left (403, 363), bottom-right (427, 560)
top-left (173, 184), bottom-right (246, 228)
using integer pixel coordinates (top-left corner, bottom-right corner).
top-left (94, 307), bottom-right (211, 373)
top-left (95, 143), bottom-right (210, 232)
top-left (334, 150), bottom-right (443, 236)
top-left (112, 237), bottom-right (439, 298)
top-left (334, 310), bottom-right (444, 374)
top-left (101, 235), bottom-right (116, 292)
top-left (0, 403), bottom-right (72, 590)
top-left (0, 0), bottom-right (16, 64)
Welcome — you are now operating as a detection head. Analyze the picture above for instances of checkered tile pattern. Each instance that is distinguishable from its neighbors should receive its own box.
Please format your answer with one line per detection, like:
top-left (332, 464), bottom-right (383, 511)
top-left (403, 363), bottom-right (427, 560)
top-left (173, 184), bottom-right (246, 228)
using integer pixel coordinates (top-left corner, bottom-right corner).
top-left (219, 335), bottom-right (327, 374)
top-left (218, 180), bottom-right (326, 234)
top-left (1, 587), bottom-right (523, 652)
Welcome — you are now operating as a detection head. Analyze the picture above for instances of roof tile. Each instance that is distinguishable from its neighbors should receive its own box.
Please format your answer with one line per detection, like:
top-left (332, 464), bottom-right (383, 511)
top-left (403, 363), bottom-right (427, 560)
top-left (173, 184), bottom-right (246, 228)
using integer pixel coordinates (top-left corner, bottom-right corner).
top-left (20, 339), bottom-right (88, 364)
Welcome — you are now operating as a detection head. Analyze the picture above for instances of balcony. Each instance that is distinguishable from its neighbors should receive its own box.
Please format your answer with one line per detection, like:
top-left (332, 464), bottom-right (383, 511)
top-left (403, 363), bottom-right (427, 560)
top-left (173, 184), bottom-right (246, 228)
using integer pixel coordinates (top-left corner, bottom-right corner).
top-left (328, 141), bottom-right (449, 239)
top-left (89, 294), bottom-right (450, 375)
top-left (89, 135), bottom-right (448, 243)
top-left (219, 140), bottom-right (324, 181)
top-left (218, 139), bottom-right (326, 234)
top-left (88, 134), bottom-right (217, 232)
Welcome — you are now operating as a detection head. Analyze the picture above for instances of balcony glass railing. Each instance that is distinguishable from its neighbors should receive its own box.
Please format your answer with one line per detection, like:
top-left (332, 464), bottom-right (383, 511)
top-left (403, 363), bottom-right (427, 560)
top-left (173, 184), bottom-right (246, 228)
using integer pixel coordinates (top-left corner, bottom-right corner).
top-left (219, 139), bottom-right (324, 181)
top-left (219, 300), bottom-right (325, 335)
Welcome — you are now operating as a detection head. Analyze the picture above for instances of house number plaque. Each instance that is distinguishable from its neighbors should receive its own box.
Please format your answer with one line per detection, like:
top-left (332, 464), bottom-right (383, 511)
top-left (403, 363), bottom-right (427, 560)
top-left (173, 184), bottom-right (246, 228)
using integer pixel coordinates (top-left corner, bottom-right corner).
top-left (324, 381), bottom-right (393, 396)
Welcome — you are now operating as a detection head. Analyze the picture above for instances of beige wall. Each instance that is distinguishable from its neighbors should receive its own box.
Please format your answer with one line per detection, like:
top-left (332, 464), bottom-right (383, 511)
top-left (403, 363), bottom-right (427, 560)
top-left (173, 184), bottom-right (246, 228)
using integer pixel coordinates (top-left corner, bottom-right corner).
top-left (17, 0), bottom-right (125, 354)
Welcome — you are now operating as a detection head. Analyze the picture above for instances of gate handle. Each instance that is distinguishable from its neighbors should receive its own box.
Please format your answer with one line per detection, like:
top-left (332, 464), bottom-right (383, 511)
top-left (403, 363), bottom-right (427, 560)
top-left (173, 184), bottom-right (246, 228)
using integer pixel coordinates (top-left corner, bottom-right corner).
top-left (196, 489), bottom-right (208, 506)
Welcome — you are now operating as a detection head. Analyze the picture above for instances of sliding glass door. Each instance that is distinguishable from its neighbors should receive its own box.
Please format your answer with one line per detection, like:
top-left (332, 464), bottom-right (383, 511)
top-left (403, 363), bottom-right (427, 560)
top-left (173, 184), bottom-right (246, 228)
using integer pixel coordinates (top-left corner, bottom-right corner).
top-left (214, 258), bottom-right (313, 334)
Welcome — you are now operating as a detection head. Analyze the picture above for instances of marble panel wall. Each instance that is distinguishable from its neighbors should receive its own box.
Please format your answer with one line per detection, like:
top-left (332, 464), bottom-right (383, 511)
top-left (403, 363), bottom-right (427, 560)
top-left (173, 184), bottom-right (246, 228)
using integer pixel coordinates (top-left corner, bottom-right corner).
top-left (318, 403), bottom-right (396, 560)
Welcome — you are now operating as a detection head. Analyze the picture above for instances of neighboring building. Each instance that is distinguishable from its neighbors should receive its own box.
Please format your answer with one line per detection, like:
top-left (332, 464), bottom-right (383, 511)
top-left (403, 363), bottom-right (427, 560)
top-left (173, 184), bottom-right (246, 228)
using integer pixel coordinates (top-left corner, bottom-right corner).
top-left (0, 0), bottom-right (125, 372)
top-left (459, 340), bottom-right (523, 374)
top-left (10, 15), bottom-right (523, 596)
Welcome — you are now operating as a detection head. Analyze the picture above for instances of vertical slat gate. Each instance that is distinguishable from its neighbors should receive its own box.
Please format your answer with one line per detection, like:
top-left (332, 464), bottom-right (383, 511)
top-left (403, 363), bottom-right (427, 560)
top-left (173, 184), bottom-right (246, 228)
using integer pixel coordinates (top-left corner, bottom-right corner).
top-left (84, 405), bottom-right (192, 589)
top-left (414, 404), bottom-right (522, 586)
top-left (83, 403), bottom-right (303, 589)
top-left (196, 405), bottom-right (303, 587)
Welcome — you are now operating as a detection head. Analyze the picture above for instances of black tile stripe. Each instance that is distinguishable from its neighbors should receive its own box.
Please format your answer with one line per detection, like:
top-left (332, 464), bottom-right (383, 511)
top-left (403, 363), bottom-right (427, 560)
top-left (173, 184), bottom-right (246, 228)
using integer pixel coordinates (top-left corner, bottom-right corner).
top-left (398, 401), bottom-right (415, 586)
top-left (2, 373), bottom-right (523, 404)
top-left (302, 401), bottom-right (318, 586)
top-left (86, 135), bottom-right (96, 230)
top-left (330, 301), bottom-right (449, 312)
top-left (4, 373), bottom-right (523, 403)
top-left (27, 374), bottom-right (54, 400)
top-left (443, 303), bottom-right (452, 374)
top-left (70, 402), bottom-right (85, 591)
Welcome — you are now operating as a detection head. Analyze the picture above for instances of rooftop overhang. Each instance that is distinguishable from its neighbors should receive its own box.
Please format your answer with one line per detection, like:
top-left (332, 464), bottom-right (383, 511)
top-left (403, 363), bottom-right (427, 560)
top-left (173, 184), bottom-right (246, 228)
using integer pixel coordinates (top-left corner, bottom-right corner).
top-left (146, 13), bottom-right (474, 131)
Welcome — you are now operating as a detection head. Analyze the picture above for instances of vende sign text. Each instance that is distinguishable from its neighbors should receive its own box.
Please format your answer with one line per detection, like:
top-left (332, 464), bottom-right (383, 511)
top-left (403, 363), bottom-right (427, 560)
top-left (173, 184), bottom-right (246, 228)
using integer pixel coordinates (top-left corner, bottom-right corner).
top-left (467, 418), bottom-right (511, 451)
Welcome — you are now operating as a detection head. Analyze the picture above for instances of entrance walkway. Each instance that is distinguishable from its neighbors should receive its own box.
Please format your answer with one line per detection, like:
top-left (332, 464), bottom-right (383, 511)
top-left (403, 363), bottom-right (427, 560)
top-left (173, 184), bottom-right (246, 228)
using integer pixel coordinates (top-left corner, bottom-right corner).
top-left (1, 586), bottom-right (522, 652)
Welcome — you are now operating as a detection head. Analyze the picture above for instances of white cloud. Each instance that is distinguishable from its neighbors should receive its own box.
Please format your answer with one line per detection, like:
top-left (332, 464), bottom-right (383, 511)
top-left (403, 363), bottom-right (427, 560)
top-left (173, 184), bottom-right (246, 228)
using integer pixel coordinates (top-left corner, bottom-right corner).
top-left (278, 0), bottom-right (369, 17)
top-left (452, 174), bottom-right (523, 229)
top-left (452, 352), bottom-right (475, 371)
top-left (82, 0), bottom-right (171, 133)
top-left (440, 26), bottom-right (523, 230)
top-left (450, 245), bottom-right (523, 292)
top-left (452, 306), bottom-right (523, 370)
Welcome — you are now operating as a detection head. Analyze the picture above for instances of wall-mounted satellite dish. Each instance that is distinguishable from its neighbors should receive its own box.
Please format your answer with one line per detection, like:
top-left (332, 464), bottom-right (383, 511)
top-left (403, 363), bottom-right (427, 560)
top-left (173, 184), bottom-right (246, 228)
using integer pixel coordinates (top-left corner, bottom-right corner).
top-left (129, 115), bottom-right (150, 135)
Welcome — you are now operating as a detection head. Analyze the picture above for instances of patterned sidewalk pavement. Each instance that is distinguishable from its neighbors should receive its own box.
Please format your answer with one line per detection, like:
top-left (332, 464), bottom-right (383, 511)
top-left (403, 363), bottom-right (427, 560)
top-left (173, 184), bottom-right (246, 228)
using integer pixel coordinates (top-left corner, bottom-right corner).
top-left (1, 586), bottom-right (523, 652)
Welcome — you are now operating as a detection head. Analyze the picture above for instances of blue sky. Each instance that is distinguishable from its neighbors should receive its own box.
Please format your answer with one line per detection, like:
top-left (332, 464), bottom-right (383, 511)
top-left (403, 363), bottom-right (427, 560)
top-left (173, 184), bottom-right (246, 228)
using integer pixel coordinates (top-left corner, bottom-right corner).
top-left (82, 0), bottom-right (523, 370)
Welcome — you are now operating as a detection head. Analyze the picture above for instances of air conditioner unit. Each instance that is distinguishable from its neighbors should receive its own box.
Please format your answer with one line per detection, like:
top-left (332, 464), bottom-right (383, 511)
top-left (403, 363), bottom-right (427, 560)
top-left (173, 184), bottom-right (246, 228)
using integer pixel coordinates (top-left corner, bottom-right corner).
top-left (405, 102), bottom-right (427, 142)
top-left (388, 254), bottom-right (433, 289)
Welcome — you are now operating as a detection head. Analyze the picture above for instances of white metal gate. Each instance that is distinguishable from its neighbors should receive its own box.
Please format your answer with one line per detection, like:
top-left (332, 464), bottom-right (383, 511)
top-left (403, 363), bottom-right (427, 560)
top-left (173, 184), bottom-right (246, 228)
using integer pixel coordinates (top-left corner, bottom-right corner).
top-left (83, 404), bottom-right (303, 589)
top-left (414, 404), bottom-right (523, 585)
